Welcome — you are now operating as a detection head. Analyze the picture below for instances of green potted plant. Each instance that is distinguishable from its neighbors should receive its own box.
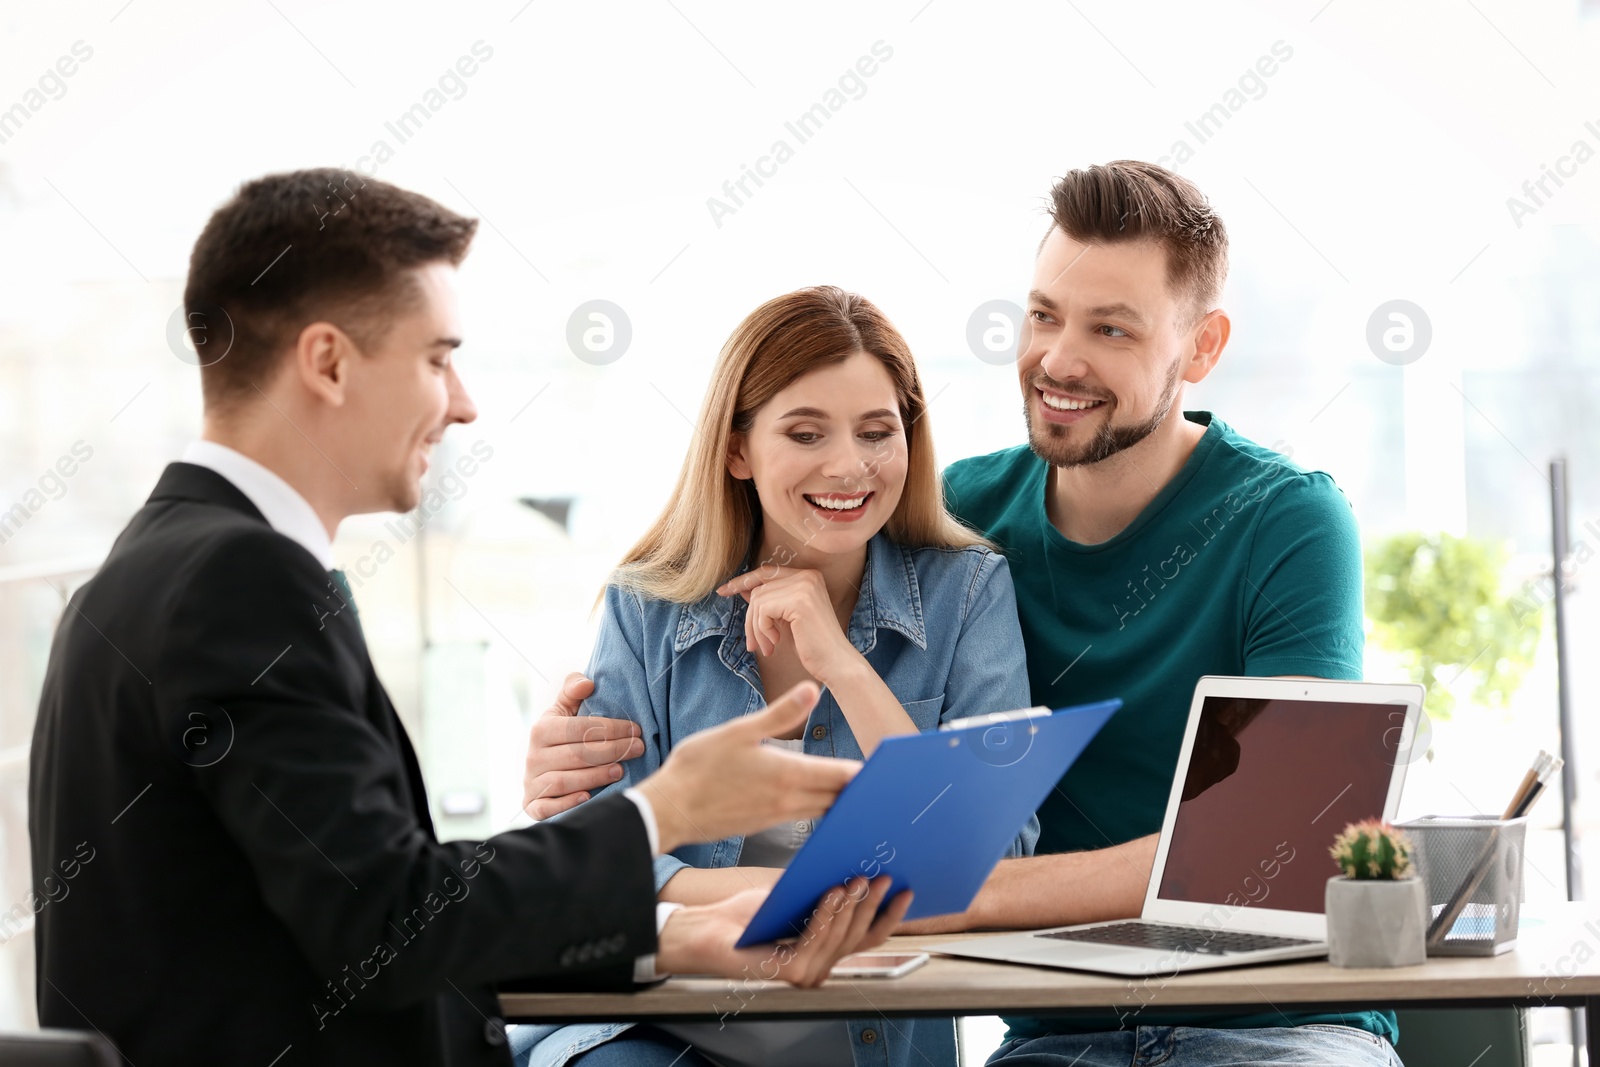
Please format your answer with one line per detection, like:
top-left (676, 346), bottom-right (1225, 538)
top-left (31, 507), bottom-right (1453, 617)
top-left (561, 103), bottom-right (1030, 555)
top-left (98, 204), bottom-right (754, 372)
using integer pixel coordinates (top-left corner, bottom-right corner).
top-left (1365, 531), bottom-right (1542, 726)
top-left (1325, 819), bottom-right (1427, 968)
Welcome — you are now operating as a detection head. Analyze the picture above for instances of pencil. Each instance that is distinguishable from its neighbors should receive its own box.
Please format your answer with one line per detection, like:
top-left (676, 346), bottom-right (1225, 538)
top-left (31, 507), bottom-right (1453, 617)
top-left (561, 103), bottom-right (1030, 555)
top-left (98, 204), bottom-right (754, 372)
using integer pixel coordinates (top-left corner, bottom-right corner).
top-left (1510, 753), bottom-right (1561, 820)
top-left (1426, 751), bottom-right (1560, 947)
top-left (1500, 760), bottom-right (1541, 820)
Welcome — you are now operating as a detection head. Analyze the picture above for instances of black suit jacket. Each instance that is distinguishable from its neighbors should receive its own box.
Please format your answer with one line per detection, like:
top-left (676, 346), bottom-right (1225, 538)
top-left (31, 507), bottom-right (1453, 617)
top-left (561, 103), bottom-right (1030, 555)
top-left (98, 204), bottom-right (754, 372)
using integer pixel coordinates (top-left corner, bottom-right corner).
top-left (29, 463), bottom-right (657, 1065)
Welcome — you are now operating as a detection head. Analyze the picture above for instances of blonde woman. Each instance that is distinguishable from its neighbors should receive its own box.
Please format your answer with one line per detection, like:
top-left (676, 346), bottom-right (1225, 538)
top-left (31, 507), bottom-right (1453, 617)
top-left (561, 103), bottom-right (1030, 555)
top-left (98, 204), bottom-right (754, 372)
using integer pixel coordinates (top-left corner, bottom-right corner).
top-left (513, 287), bottom-right (1034, 1067)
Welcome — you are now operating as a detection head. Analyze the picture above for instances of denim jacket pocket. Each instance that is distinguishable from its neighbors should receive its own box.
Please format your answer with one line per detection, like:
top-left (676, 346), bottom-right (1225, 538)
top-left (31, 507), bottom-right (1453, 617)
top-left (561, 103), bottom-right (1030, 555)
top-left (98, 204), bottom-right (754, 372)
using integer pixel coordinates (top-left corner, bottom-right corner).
top-left (900, 694), bottom-right (945, 730)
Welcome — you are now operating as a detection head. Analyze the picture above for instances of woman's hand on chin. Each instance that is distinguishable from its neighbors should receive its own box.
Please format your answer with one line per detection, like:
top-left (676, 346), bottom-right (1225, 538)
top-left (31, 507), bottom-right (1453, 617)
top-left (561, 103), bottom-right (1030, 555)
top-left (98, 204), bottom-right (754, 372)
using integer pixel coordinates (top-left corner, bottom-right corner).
top-left (716, 566), bottom-right (861, 685)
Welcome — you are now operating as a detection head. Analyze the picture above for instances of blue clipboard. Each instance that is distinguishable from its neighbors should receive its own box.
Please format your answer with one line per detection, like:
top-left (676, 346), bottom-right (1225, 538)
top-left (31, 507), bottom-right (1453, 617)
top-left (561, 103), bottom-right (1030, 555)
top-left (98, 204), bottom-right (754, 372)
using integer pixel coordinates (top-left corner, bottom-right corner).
top-left (735, 699), bottom-right (1121, 947)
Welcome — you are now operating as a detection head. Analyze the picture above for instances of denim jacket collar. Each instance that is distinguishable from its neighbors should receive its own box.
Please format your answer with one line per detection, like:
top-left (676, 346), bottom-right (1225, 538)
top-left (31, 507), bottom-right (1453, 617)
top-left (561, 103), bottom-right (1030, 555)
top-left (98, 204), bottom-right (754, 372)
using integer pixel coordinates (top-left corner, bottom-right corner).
top-left (671, 532), bottom-right (928, 658)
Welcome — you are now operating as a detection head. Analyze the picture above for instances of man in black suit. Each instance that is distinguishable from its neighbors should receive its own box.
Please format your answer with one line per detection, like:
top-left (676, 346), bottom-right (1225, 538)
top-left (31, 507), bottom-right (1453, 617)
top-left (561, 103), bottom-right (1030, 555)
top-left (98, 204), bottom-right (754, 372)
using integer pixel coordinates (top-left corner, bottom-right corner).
top-left (28, 169), bottom-right (906, 1066)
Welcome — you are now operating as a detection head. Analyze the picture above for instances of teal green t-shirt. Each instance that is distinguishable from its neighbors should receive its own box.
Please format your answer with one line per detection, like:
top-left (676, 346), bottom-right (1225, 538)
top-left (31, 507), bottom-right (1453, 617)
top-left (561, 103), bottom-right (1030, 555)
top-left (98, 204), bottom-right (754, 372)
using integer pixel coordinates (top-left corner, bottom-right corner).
top-left (943, 411), bottom-right (1394, 1044)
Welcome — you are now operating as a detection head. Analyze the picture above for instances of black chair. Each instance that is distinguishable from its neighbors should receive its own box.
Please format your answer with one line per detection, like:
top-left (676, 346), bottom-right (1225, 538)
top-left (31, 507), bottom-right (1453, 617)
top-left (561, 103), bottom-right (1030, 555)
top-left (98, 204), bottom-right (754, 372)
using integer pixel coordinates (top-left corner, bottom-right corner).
top-left (0, 1028), bottom-right (122, 1066)
top-left (1393, 1008), bottom-right (1528, 1067)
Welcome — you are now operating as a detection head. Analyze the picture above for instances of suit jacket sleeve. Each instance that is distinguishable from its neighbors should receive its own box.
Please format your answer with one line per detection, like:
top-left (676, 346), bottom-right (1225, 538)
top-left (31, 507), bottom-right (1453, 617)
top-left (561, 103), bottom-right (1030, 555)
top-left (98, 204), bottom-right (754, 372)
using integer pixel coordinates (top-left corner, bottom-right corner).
top-left (153, 528), bottom-right (657, 1007)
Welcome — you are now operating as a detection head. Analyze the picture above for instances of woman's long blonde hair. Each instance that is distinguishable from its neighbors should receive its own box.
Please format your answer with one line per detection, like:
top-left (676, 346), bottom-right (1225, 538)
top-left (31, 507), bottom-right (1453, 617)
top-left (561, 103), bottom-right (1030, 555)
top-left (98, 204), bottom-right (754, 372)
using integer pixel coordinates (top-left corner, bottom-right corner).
top-left (611, 285), bottom-right (989, 604)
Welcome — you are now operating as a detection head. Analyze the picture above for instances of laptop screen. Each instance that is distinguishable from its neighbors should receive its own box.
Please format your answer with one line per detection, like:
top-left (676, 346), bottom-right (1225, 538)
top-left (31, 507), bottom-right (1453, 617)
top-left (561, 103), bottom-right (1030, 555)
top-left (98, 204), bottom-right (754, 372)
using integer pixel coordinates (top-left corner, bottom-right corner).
top-left (1156, 695), bottom-right (1404, 915)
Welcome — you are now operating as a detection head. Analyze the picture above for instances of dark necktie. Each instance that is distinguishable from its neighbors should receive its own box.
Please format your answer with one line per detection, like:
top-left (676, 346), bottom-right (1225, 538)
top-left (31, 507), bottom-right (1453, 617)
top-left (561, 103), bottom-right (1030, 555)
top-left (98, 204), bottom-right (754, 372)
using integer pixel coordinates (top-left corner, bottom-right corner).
top-left (327, 568), bottom-right (362, 634)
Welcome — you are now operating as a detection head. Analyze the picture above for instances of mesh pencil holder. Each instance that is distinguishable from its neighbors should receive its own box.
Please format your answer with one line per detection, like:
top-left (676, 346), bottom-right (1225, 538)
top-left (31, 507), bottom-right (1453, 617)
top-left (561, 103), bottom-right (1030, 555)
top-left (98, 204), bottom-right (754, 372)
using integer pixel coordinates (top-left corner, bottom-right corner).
top-left (1396, 815), bottom-right (1527, 956)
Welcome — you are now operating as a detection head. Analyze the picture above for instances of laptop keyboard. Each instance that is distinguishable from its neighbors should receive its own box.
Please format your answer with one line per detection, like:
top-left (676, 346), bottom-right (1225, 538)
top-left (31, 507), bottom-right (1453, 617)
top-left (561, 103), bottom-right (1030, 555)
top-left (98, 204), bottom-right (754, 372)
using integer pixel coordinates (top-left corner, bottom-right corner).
top-left (1037, 921), bottom-right (1318, 956)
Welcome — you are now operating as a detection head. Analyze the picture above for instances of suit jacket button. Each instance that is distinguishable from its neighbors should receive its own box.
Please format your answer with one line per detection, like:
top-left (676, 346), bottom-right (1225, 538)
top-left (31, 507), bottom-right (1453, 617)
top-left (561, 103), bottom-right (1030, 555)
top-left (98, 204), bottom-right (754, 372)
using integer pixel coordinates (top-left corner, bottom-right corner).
top-left (484, 1018), bottom-right (506, 1046)
top-left (559, 947), bottom-right (575, 967)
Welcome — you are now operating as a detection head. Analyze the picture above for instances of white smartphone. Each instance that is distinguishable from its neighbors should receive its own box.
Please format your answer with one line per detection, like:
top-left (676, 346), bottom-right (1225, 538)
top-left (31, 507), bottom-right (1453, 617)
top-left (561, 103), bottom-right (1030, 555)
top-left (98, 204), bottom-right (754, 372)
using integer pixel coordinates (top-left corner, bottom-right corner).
top-left (830, 951), bottom-right (930, 979)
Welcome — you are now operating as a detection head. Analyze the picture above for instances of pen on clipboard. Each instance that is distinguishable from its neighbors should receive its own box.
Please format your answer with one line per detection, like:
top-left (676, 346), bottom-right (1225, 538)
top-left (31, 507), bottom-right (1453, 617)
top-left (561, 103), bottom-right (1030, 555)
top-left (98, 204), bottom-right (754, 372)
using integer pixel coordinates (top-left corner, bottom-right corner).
top-left (1425, 749), bottom-right (1562, 947)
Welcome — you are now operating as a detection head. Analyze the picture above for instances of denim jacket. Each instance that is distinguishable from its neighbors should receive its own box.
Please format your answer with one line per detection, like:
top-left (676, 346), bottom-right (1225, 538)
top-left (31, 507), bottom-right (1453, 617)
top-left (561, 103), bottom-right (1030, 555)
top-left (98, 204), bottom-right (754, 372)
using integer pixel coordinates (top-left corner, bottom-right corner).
top-left (515, 533), bottom-right (1035, 1067)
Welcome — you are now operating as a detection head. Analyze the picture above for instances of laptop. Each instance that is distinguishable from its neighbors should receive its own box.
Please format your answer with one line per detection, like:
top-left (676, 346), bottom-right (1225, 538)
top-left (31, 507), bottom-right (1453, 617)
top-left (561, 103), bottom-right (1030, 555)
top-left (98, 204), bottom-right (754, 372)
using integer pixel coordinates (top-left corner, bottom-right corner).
top-left (938, 675), bottom-right (1425, 976)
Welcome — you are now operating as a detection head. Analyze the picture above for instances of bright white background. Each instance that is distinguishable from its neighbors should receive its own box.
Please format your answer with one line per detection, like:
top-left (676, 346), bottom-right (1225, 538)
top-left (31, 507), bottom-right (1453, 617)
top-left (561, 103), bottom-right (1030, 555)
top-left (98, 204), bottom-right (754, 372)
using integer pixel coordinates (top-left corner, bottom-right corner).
top-left (2, 0), bottom-right (1599, 1056)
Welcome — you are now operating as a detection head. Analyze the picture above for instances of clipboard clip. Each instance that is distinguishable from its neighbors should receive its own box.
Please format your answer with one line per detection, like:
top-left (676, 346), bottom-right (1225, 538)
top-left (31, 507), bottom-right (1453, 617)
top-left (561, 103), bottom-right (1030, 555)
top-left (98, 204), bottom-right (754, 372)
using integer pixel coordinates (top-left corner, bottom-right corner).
top-left (938, 706), bottom-right (1051, 731)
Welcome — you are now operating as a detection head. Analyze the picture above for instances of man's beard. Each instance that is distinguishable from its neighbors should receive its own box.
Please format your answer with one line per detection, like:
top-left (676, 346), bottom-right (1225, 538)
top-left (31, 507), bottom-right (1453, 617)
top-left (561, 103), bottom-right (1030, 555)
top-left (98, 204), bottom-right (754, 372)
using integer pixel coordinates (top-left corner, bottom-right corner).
top-left (1024, 357), bottom-right (1183, 469)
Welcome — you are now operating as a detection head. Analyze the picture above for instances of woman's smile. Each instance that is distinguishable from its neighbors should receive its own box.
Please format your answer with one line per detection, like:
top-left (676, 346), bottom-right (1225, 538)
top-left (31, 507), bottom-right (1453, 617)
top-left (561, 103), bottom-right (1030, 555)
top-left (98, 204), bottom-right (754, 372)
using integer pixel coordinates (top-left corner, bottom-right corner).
top-left (801, 490), bottom-right (875, 522)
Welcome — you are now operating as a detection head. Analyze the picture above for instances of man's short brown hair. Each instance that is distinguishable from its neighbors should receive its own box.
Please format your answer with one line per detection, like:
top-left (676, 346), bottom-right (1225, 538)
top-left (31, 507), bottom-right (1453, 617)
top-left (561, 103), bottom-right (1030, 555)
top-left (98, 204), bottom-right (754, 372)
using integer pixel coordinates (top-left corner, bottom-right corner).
top-left (183, 168), bottom-right (478, 412)
top-left (1042, 160), bottom-right (1228, 326)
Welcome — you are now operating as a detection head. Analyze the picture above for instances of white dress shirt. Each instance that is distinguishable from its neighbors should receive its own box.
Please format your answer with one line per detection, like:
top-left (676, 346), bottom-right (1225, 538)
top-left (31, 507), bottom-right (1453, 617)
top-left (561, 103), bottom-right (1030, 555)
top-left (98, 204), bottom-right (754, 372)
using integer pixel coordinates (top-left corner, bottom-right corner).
top-left (179, 439), bottom-right (674, 980)
top-left (180, 440), bottom-right (336, 569)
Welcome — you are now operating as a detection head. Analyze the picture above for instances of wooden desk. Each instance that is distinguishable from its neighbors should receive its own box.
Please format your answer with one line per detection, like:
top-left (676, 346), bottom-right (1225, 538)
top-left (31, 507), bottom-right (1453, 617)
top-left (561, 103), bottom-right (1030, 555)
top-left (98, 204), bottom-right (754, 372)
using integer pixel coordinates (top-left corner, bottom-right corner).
top-left (502, 902), bottom-right (1600, 1041)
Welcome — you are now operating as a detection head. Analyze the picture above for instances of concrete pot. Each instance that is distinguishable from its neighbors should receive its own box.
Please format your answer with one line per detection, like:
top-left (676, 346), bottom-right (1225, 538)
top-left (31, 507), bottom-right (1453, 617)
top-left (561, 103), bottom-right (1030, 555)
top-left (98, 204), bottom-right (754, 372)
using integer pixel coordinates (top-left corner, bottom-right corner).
top-left (1325, 876), bottom-right (1428, 967)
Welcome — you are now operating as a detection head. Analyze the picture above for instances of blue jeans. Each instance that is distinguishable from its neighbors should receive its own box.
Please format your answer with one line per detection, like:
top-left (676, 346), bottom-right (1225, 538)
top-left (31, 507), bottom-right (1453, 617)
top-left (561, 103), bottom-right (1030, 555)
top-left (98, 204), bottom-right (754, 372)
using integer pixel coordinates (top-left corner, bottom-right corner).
top-left (511, 1024), bottom-right (715, 1066)
top-left (987, 1025), bottom-right (1401, 1067)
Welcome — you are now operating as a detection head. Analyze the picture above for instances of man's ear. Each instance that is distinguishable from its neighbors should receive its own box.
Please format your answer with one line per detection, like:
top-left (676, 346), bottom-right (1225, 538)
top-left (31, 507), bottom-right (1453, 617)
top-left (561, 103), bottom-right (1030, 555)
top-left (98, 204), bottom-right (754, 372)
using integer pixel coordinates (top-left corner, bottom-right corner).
top-left (726, 432), bottom-right (753, 480)
top-left (291, 321), bottom-right (354, 407)
top-left (1182, 308), bottom-right (1230, 385)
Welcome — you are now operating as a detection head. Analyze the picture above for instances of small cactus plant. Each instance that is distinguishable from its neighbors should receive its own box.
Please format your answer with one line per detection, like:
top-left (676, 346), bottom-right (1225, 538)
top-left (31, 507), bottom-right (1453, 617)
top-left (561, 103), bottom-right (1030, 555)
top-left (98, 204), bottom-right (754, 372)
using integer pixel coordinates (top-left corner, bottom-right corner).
top-left (1330, 819), bottom-right (1415, 880)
